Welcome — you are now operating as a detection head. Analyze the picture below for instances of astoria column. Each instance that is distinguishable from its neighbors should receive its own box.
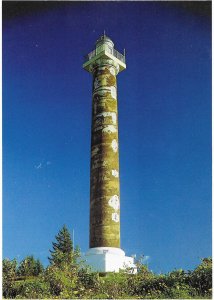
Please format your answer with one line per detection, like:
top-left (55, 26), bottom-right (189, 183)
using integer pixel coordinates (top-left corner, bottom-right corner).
top-left (83, 34), bottom-right (136, 273)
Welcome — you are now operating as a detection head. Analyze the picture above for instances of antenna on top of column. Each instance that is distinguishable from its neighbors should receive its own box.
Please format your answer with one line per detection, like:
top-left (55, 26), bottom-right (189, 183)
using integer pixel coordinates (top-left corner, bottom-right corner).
top-left (72, 229), bottom-right (74, 252)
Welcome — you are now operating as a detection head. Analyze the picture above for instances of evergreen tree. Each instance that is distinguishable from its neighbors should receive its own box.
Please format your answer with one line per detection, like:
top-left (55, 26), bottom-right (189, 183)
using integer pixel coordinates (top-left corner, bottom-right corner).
top-left (48, 225), bottom-right (75, 266)
top-left (17, 255), bottom-right (44, 277)
top-left (35, 259), bottom-right (44, 276)
top-left (3, 258), bottom-right (18, 298)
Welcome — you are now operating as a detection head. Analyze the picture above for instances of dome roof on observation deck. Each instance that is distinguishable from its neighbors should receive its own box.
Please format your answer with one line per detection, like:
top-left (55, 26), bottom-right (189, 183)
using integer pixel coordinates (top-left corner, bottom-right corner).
top-left (95, 34), bottom-right (114, 48)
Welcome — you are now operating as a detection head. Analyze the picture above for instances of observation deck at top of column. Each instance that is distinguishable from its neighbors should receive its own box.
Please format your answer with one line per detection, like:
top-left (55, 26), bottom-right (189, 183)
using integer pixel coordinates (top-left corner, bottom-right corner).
top-left (83, 34), bottom-right (126, 73)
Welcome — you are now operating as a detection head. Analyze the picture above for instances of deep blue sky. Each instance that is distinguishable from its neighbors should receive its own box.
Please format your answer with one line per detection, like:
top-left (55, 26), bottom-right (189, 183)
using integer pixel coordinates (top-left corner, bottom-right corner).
top-left (3, 1), bottom-right (211, 273)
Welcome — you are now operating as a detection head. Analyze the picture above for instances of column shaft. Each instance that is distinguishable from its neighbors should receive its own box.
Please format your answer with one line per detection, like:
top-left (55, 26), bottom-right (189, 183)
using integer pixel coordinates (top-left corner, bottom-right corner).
top-left (90, 60), bottom-right (120, 248)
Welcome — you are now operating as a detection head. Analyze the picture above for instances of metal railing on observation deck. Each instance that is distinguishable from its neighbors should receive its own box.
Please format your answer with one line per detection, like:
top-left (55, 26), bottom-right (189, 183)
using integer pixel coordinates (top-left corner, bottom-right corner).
top-left (84, 48), bottom-right (126, 64)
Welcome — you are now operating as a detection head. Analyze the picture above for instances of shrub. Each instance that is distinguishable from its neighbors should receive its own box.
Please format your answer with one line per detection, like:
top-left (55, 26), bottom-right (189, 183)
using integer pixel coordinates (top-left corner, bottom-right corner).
top-left (44, 261), bottom-right (82, 298)
top-left (77, 266), bottom-right (100, 297)
top-left (14, 278), bottom-right (51, 299)
top-left (95, 272), bottom-right (130, 299)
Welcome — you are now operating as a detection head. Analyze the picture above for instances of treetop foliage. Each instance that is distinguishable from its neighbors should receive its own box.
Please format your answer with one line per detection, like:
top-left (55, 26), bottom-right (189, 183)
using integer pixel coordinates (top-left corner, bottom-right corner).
top-left (48, 225), bottom-right (77, 267)
top-left (17, 255), bottom-right (44, 277)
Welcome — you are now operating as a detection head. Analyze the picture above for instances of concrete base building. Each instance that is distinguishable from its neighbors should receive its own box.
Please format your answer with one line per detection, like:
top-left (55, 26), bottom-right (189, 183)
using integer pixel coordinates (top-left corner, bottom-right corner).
top-left (85, 247), bottom-right (135, 273)
top-left (83, 34), bottom-right (136, 273)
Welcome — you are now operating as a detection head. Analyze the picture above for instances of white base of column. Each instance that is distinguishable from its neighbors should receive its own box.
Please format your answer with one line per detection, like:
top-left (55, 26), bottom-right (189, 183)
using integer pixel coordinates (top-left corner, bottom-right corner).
top-left (83, 247), bottom-right (137, 273)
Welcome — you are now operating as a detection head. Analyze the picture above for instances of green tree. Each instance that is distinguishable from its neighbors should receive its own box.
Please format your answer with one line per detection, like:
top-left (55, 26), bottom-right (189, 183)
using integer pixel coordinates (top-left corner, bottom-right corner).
top-left (126, 258), bottom-right (154, 297)
top-left (34, 258), bottom-right (44, 275)
top-left (164, 269), bottom-right (195, 298)
top-left (45, 226), bottom-right (83, 297)
top-left (189, 257), bottom-right (212, 297)
top-left (3, 258), bottom-right (18, 298)
top-left (48, 225), bottom-right (74, 266)
top-left (17, 255), bottom-right (44, 277)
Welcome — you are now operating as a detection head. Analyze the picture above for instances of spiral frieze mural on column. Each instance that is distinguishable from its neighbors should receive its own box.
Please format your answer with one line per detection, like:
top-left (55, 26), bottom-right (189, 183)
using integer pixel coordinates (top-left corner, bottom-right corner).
top-left (90, 60), bottom-right (121, 248)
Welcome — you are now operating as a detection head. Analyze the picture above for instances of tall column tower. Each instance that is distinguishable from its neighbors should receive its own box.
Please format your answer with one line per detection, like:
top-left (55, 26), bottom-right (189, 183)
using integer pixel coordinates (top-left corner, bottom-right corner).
top-left (83, 34), bottom-right (136, 273)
